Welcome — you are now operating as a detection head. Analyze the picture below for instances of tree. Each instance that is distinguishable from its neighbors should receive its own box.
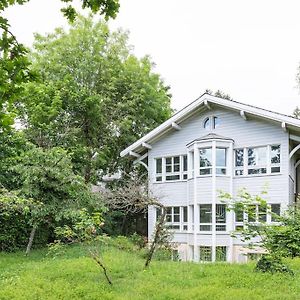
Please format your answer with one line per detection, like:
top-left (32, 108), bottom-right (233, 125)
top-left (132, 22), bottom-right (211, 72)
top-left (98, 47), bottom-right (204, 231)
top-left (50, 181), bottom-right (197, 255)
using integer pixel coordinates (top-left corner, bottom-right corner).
top-left (0, 0), bottom-right (120, 131)
top-left (20, 16), bottom-right (172, 182)
top-left (12, 146), bottom-right (102, 253)
top-left (205, 89), bottom-right (233, 100)
top-left (293, 107), bottom-right (300, 119)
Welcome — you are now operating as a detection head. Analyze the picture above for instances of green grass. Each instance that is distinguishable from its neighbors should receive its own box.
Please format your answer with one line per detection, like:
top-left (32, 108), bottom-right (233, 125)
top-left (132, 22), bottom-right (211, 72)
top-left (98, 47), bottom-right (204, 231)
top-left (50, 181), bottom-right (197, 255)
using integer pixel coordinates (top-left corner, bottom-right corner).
top-left (0, 243), bottom-right (300, 300)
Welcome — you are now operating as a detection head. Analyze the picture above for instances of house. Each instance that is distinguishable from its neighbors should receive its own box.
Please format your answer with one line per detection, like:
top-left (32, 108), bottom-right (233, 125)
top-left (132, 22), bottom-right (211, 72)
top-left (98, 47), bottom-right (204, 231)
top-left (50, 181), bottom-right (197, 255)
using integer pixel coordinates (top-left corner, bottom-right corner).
top-left (120, 93), bottom-right (300, 263)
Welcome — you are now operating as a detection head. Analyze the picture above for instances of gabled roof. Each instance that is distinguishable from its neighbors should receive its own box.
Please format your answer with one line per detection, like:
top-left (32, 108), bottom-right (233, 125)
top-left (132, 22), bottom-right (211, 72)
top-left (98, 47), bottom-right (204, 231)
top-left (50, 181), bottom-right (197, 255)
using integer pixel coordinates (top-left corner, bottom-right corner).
top-left (121, 93), bottom-right (300, 157)
top-left (186, 133), bottom-right (234, 147)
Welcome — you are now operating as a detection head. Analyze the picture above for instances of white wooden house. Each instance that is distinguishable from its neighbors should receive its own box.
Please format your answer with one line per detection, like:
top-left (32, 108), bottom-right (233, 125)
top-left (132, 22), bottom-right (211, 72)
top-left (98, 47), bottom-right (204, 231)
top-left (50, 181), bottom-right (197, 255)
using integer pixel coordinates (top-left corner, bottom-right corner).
top-left (120, 93), bottom-right (300, 263)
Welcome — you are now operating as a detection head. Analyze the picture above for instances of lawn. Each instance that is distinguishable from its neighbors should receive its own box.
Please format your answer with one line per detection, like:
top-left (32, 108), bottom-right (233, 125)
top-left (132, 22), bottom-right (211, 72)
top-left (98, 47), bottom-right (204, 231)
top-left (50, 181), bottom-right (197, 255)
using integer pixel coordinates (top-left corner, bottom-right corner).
top-left (0, 241), bottom-right (299, 300)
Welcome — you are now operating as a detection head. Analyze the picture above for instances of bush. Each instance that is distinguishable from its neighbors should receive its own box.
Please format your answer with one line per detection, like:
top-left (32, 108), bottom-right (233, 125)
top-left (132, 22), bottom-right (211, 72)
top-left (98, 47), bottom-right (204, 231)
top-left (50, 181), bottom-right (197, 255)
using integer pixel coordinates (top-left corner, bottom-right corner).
top-left (255, 254), bottom-right (294, 275)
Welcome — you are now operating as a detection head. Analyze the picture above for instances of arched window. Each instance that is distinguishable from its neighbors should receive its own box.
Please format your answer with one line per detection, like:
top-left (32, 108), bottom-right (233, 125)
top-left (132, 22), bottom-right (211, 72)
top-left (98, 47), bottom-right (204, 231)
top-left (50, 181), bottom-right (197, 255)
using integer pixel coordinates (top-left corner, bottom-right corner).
top-left (203, 117), bottom-right (210, 130)
top-left (213, 116), bottom-right (220, 129)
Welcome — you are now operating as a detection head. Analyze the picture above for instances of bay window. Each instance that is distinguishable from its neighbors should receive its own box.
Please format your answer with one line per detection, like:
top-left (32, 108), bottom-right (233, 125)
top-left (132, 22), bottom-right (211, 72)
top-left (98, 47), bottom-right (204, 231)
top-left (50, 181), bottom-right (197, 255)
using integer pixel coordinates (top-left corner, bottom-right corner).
top-left (199, 148), bottom-right (212, 175)
top-left (234, 144), bottom-right (281, 176)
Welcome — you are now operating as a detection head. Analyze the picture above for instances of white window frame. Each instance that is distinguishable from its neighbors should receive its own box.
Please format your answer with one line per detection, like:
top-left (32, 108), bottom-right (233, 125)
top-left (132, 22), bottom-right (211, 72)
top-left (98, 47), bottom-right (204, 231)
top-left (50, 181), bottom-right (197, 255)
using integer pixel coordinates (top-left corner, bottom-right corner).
top-left (234, 144), bottom-right (281, 177)
top-left (199, 148), bottom-right (213, 175)
top-left (154, 155), bottom-right (188, 182)
top-left (162, 206), bottom-right (188, 232)
top-left (216, 148), bottom-right (227, 176)
top-left (203, 116), bottom-right (220, 130)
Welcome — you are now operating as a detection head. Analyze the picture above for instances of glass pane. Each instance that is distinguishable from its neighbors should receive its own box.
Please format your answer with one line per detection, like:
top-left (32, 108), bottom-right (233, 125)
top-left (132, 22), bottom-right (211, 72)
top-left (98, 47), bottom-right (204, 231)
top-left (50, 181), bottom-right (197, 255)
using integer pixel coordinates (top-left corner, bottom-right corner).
top-left (156, 208), bottom-right (162, 221)
top-left (200, 224), bottom-right (212, 231)
top-left (200, 204), bottom-right (212, 223)
top-left (166, 175), bottom-right (180, 181)
top-left (200, 246), bottom-right (212, 261)
top-left (174, 207), bottom-right (180, 214)
top-left (271, 204), bottom-right (280, 221)
top-left (156, 158), bottom-right (162, 174)
top-left (216, 225), bottom-right (226, 231)
top-left (183, 155), bottom-right (188, 171)
top-left (235, 169), bottom-right (243, 176)
top-left (216, 148), bottom-right (226, 167)
top-left (204, 118), bottom-right (210, 130)
top-left (271, 166), bottom-right (280, 173)
top-left (235, 149), bottom-right (244, 167)
top-left (216, 246), bottom-right (227, 261)
top-left (174, 156), bottom-right (180, 164)
top-left (257, 147), bottom-right (267, 165)
top-left (200, 168), bottom-right (212, 175)
top-left (216, 168), bottom-right (226, 175)
top-left (174, 215), bottom-right (180, 222)
top-left (199, 148), bottom-right (212, 167)
top-left (216, 204), bottom-right (226, 223)
top-left (248, 168), bottom-right (267, 175)
top-left (174, 164), bottom-right (180, 172)
top-left (271, 145), bottom-right (280, 164)
top-left (156, 176), bottom-right (162, 182)
top-left (183, 206), bottom-right (188, 222)
top-left (213, 116), bottom-right (220, 129)
top-left (258, 205), bottom-right (267, 222)
top-left (235, 206), bottom-right (244, 222)
top-left (248, 205), bottom-right (257, 222)
top-left (248, 148), bottom-right (256, 166)
top-left (166, 157), bottom-right (172, 165)
top-left (166, 207), bottom-right (172, 214)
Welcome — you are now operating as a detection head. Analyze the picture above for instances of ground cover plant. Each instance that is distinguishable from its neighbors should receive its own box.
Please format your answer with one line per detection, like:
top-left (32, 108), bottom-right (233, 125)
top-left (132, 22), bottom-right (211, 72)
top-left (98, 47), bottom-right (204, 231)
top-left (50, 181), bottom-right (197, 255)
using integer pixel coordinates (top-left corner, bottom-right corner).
top-left (1, 239), bottom-right (300, 300)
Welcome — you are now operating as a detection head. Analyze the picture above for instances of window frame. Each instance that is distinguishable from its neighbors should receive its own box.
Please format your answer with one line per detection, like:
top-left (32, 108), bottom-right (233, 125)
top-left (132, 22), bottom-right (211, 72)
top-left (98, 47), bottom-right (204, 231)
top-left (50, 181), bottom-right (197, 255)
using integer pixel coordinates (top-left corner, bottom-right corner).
top-left (158, 206), bottom-right (188, 231)
top-left (234, 144), bottom-right (281, 177)
top-left (154, 154), bottom-right (188, 183)
top-left (199, 148), bottom-right (213, 175)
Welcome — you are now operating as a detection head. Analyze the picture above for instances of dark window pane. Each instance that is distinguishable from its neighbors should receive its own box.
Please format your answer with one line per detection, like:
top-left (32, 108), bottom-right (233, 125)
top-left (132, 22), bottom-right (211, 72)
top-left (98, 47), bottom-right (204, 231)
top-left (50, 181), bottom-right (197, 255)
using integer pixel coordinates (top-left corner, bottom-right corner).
top-left (174, 215), bottom-right (180, 222)
top-left (200, 246), bottom-right (212, 261)
top-left (174, 164), bottom-right (180, 172)
top-left (183, 174), bottom-right (188, 179)
top-left (166, 157), bottom-right (172, 165)
top-left (271, 145), bottom-right (280, 164)
top-left (156, 176), bottom-right (162, 182)
top-left (166, 165), bottom-right (172, 173)
top-left (271, 167), bottom-right (280, 173)
top-left (216, 246), bottom-right (227, 261)
top-left (200, 168), bottom-right (212, 175)
top-left (271, 204), bottom-right (280, 221)
top-left (235, 149), bottom-right (244, 167)
top-left (235, 169), bottom-right (243, 176)
top-left (174, 156), bottom-right (180, 164)
top-left (200, 225), bottom-right (212, 231)
top-left (216, 225), bottom-right (226, 231)
top-left (156, 158), bottom-right (162, 174)
top-left (258, 205), bottom-right (267, 222)
top-left (183, 206), bottom-right (188, 222)
top-left (183, 155), bottom-right (188, 171)
top-left (248, 205), bottom-right (257, 222)
top-left (248, 168), bottom-right (267, 175)
top-left (200, 204), bottom-right (212, 223)
top-left (166, 175), bottom-right (180, 181)
top-left (174, 207), bottom-right (180, 214)
top-left (216, 204), bottom-right (226, 223)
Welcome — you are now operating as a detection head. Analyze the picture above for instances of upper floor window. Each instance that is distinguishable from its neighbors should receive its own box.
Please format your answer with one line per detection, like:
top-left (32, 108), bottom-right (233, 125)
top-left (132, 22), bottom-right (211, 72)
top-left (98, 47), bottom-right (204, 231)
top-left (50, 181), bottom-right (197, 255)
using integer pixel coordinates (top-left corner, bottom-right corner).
top-left (203, 116), bottom-right (220, 130)
top-left (234, 145), bottom-right (280, 176)
top-left (199, 148), bottom-right (227, 175)
top-left (155, 155), bottom-right (187, 182)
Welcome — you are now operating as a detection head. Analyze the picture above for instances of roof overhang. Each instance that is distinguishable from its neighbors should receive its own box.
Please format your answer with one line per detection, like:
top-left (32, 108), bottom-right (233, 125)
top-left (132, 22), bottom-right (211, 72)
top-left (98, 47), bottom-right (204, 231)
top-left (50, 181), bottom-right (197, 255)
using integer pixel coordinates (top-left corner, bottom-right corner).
top-left (121, 93), bottom-right (300, 158)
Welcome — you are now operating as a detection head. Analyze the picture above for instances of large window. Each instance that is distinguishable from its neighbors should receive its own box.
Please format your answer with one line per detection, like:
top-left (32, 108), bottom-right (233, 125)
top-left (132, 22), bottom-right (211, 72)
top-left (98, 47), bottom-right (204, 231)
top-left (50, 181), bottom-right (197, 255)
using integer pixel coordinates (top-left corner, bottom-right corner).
top-left (234, 145), bottom-right (281, 176)
top-left (216, 148), bottom-right (227, 175)
top-left (234, 203), bottom-right (281, 230)
top-left (199, 148), bottom-right (212, 175)
top-left (157, 206), bottom-right (188, 231)
top-left (155, 155), bottom-right (187, 182)
top-left (199, 204), bottom-right (226, 231)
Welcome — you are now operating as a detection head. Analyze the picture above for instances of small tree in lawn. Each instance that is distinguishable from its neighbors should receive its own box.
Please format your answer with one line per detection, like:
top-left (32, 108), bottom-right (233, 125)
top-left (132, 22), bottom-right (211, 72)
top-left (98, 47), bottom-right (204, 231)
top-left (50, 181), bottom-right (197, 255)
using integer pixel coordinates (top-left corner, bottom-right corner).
top-left (220, 189), bottom-right (295, 274)
top-left (103, 176), bottom-right (172, 268)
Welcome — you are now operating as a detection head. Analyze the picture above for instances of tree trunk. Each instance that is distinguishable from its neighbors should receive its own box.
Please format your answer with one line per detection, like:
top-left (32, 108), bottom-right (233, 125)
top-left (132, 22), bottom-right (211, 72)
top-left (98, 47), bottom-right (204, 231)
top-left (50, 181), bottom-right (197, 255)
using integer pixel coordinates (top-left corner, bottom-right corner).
top-left (144, 209), bottom-right (166, 268)
top-left (25, 226), bottom-right (37, 256)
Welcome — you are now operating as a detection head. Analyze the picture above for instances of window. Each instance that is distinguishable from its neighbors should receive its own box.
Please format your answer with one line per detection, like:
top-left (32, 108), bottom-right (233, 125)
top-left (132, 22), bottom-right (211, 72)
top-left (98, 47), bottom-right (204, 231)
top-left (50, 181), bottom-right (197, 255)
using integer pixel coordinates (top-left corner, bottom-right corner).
top-left (248, 146), bottom-right (267, 175)
top-left (155, 155), bottom-right (188, 182)
top-left (216, 246), bottom-right (227, 262)
top-left (200, 204), bottom-right (212, 231)
top-left (234, 145), bottom-right (281, 176)
top-left (199, 148), bottom-right (212, 175)
top-left (199, 246), bottom-right (212, 262)
top-left (270, 204), bottom-right (281, 222)
top-left (204, 117), bottom-right (211, 130)
top-left (203, 116), bottom-right (220, 130)
top-left (270, 145), bottom-right (280, 173)
top-left (216, 204), bottom-right (226, 231)
top-left (235, 149), bottom-right (244, 176)
top-left (155, 158), bottom-right (162, 181)
top-left (213, 116), bottom-right (220, 129)
top-left (216, 148), bottom-right (227, 175)
top-left (163, 206), bottom-right (188, 231)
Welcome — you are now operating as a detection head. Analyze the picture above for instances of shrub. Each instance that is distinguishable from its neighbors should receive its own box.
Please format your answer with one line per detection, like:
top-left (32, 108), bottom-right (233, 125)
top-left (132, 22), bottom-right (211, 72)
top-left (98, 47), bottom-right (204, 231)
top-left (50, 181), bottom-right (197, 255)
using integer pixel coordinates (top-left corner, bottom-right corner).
top-left (255, 254), bottom-right (294, 275)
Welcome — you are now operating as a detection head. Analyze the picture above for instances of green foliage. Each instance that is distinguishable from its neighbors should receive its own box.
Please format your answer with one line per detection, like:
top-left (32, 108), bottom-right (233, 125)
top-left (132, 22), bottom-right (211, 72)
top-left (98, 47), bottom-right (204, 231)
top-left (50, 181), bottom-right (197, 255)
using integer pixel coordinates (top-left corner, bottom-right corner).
top-left (21, 16), bottom-right (172, 181)
top-left (205, 89), bottom-right (233, 100)
top-left (0, 0), bottom-right (119, 132)
top-left (0, 189), bottom-right (44, 252)
top-left (2, 243), bottom-right (300, 299)
top-left (255, 254), bottom-right (293, 275)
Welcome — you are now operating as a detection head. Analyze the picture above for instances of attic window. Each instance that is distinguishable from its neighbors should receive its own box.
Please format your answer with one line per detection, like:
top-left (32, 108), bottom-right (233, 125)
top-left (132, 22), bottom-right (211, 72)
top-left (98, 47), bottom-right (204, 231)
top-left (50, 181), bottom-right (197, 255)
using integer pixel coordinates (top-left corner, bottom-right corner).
top-left (203, 117), bottom-right (211, 130)
top-left (204, 116), bottom-right (220, 130)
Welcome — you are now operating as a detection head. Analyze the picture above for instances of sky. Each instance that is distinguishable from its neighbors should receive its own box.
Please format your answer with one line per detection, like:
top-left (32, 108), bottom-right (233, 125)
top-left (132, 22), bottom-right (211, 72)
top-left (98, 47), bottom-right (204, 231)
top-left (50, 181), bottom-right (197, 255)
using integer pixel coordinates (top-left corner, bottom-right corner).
top-left (4, 0), bottom-right (300, 115)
